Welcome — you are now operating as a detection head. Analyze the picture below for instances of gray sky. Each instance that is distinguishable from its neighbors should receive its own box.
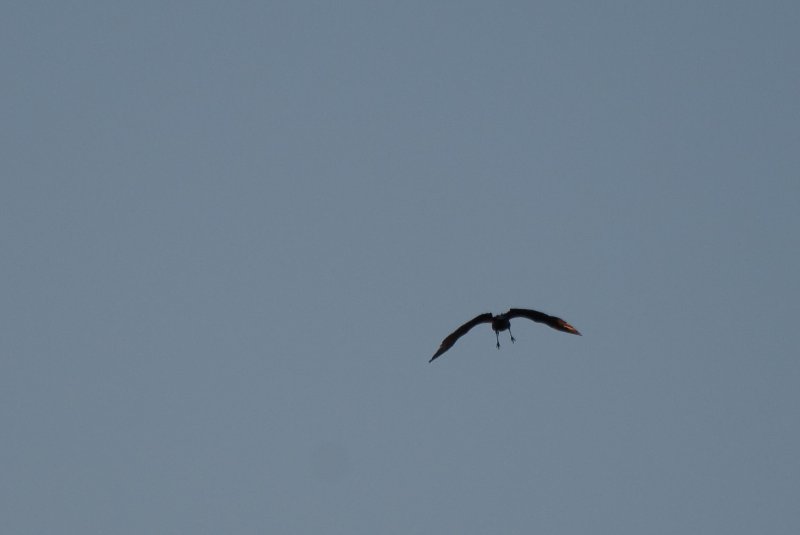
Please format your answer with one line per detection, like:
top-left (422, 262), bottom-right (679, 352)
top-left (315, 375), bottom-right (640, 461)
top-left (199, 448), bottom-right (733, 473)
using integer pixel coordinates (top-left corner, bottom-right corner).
top-left (3, 2), bottom-right (799, 533)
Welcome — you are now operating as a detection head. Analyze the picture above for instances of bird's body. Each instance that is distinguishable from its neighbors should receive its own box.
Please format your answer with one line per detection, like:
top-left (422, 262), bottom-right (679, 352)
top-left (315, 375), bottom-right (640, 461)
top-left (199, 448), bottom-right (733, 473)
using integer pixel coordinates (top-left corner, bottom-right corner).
top-left (429, 308), bottom-right (580, 363)
top-left (490, 315), bottom-right (511, 334)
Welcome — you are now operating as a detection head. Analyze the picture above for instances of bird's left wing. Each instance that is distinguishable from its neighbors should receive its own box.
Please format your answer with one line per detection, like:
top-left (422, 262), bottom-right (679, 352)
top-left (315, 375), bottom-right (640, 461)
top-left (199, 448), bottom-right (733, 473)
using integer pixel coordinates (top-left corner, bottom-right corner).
top-left (429, 313), bottom-right (493, 363)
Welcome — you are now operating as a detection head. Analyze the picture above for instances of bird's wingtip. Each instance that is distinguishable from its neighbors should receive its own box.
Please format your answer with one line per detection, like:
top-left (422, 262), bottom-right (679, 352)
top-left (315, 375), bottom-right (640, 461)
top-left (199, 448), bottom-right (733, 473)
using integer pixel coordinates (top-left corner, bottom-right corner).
top-left (560, 321), bottom-right (581, 336)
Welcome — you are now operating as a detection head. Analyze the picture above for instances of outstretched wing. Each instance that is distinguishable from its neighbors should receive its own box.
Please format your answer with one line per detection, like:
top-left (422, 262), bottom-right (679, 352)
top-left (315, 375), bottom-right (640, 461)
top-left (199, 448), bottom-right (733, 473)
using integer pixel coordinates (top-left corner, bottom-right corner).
top-left (429, 313), bottom-right (493, 363)
top-left (506, 308), bottom-right (581, 336)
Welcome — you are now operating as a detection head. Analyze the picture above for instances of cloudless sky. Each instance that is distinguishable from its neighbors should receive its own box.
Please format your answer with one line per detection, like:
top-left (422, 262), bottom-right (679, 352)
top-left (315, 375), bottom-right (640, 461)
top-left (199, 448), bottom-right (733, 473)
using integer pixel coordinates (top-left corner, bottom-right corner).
top-left (2, 2), bottom-right (799, 533)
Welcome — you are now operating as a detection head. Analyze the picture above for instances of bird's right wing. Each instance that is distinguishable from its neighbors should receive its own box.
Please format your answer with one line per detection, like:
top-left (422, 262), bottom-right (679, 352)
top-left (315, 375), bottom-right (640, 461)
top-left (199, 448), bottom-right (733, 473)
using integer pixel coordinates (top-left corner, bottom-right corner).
top-left (429, 313), bottom-right (493, 363)
top-left (506, 308), bottom-right (581, 335)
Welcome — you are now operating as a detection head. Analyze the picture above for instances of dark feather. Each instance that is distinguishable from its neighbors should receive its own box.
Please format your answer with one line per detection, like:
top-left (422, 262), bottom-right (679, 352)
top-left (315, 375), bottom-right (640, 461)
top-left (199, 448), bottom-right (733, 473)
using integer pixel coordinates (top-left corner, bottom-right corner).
top-left (506, 308), bottom-right (581, 336)
top-left (429, 312), bottom-right (493, 362)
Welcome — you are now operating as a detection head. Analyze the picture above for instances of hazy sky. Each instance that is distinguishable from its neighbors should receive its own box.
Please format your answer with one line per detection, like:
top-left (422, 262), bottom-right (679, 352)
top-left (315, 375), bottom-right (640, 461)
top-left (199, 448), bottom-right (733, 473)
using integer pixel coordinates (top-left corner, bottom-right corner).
top-left (3, 2), bottom-right (799, 533)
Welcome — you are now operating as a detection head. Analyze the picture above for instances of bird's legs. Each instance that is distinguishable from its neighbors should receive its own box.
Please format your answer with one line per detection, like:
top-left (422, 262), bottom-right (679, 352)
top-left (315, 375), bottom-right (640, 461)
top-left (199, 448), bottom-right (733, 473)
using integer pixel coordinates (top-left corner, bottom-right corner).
top-left (495, 329), bottom-right (515, 349)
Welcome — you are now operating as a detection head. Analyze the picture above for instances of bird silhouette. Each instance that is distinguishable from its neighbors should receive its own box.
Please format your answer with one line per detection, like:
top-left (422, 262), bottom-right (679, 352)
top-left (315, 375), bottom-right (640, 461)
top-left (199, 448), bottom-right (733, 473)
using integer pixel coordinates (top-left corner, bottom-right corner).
top-left (429, 308), bottom-right (580, 362)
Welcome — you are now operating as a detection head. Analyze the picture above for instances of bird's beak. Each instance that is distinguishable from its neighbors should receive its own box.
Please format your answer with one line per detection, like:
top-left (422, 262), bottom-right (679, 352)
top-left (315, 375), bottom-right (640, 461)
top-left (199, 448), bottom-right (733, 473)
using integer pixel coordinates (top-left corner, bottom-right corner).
top-left (560, 322), bottom-right (581, 336)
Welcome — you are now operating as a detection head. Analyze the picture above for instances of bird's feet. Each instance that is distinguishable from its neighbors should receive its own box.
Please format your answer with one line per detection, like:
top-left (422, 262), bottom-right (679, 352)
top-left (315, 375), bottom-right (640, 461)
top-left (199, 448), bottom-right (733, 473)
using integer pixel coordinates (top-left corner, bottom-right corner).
top-left (496, 342), bottom-right (501, 349)
top-left (510, 335), bottom-right (516, 343)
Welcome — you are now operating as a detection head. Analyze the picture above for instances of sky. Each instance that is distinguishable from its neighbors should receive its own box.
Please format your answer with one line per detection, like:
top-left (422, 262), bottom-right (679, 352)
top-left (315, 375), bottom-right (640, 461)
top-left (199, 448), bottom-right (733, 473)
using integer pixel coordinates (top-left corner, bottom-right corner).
top-left (2, 1), bottom-right (799, 533)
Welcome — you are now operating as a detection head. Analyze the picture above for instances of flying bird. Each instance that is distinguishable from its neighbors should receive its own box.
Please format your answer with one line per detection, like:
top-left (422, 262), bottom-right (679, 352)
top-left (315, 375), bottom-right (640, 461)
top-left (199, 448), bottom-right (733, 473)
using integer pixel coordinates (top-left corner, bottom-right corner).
top-left (429, 308), bottom-right (581, 363)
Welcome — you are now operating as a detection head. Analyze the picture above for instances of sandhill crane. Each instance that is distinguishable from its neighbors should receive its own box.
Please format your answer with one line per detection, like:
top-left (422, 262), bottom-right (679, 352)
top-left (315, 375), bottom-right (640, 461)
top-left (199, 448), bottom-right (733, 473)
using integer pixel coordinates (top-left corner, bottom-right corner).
top-left (429, 308), bottom-right (580, 363)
